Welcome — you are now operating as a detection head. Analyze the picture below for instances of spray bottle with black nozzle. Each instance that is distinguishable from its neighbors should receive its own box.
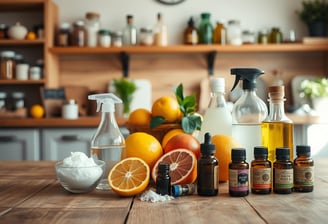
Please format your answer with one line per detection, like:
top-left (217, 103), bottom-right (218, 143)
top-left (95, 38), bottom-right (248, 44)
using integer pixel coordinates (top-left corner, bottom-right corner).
top-left (88, 93), bottom-right (126, 190)
top-left (230, 68), bottom-right (268, 163)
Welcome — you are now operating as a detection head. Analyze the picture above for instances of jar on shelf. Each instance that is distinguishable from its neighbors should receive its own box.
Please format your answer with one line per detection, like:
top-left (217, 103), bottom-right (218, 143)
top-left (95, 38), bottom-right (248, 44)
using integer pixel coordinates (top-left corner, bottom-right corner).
top-left (57, 22), bottom-right (71, 46)
top-left (0, 24), bottom-right (8, 39)
top-left (12, 92), bottom-right (25, 110)
top-left (0, 92), bottom-right (7, 110)
top-left (85, 12), bottom-right (100, 47)
top-left (242, 30), bottom-right (255, 44)
top-left (111, 31), bottom-right (123, 47)
top-left (98, 29), bottom-right (111, 47)
top-left (213, 21), bottom-right (226, 45)
top-left (270, 27), bottom-right (283, 44)
top-left (227, 20), bottom-right (242, 45)
top-left (198, 13), bottom-right (213, 44)
top-left (0, 51), bottom-right (16, 80)
top-left (72, 20), bottom-right (86, 47)
top-left (258, 29), bottom-right (269, 44)
top-left (139, 28), bottom-right (153, 46)
top-left (29, 66), bottom-right (41, 80)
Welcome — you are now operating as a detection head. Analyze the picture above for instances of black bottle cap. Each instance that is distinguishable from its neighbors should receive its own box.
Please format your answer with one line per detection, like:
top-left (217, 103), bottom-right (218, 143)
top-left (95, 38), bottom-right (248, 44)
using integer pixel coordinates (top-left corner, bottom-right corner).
top-left (158, 162), bottom-right (170, 174)
top-left (230, 68), bottom-right (265, 91)
top-left (231, 148), bottom-right (246, 161)
top-left (200, 132), bottom-right (215, 155)
top-left (296, 145), bottom-right (311, 156)
top-left (254, 146), bottom-right (268, 158)
top-left (188, 17), bottom-right (195, 27)
top-left (276, 147), bottom-right (290, 160)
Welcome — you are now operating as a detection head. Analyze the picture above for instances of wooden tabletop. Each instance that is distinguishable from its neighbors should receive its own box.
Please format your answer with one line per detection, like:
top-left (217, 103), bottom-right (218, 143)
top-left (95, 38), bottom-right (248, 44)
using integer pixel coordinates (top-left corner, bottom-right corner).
top-left (0, 159), bottom-right (327, 224)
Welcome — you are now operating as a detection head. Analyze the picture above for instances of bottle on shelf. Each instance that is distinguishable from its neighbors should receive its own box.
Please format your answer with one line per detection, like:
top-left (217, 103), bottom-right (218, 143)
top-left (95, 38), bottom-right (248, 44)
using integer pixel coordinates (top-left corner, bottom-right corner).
top-left (0, 51), bottom-right (16, 80)
top-left (293, 145), bottom-right (314, 192)
top-left (153, 13), bottom-right (168, 46)
top-left (88, 93), bottom-right (126, 190)
top-left (261, 85), bottom-right (294, 162)
top-left (122, 15), bottom-right (138, 46)
top-left (184, 17), bottom-right (198, 45)
top-left (229, 148), bottom-right (249, 197)
top-left (198, 12), bottom-right (213, 44)
top-left (85, 12), bottom-right (100, 47)
top-left (197, 133), bottom-right (219, 196)
top-left (227, 20), bottom-right (242, 45)
top-left (251, 146), bottom-right (272, 194)
top-left (198, 77), bottom-right (232, 143)
top-left (270, 27), bottom-right (283, 44)
top-left (72, 20), bottom-right (86, 47)
top-left (57, 22), bottom-right (71, 47)
top-left (230, 68), bottom-right (268, 164)
top-left (213, 21), bottom-right (226, 45)
top-left (273, 147), bottom-right (293, 194)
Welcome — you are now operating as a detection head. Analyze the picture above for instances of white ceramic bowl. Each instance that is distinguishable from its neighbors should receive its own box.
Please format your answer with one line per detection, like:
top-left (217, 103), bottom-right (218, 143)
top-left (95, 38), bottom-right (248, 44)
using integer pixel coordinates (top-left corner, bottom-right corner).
top-left (55, 159), bottom-right (105, 193)
top-left (8, 22), bottom-right (28, 40)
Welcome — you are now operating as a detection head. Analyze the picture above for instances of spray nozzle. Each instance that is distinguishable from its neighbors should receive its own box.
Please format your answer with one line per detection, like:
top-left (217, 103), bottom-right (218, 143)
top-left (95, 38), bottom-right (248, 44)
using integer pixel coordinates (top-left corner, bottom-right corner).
top-left (230, 68), bottom-right (265, 91)
top-left (88, 93), bottom-right (122, 112)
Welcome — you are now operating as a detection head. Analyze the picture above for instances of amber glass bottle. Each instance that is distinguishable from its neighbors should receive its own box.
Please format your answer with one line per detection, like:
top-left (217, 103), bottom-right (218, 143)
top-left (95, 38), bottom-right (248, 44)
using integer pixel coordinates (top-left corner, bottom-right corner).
top-left (184, 17), bottom-right (198, 45)
top-left (229, 148), bottom-right (249, 197)
top-left (273, 147), bottom-right (293, 194)
top-left (251, 146), bottom-right (272, 194)
top-left (294, 145), bottom-right (314, 192)
top-left (213, 21), bottom-right (226, 45)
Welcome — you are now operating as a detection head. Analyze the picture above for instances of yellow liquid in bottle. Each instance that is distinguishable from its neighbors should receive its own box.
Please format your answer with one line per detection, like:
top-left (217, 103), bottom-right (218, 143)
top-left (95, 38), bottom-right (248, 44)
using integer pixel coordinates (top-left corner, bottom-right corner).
top-left (261, 121), bottom-right (294, 163)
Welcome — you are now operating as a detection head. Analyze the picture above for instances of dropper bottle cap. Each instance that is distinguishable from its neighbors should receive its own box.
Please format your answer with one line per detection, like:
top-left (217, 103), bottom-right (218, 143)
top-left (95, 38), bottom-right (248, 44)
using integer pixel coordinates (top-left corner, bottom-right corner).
top-left (200, 132), bottom-right (215, 155)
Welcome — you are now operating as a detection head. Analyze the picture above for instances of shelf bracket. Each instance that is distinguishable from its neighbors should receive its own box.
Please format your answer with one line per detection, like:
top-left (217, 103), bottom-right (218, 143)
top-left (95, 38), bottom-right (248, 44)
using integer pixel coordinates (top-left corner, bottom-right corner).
top-left (207, 51), bottom-right (217, 75)
top-left (120, 52), bottom-right (129, 77)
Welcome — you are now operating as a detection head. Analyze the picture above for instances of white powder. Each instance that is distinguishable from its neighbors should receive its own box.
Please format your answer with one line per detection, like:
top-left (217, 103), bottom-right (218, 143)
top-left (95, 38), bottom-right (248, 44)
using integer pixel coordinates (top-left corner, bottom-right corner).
top-left (57, 152), bottom-right (103, 189)
top-left (140, 189), bottom-right (174, 203)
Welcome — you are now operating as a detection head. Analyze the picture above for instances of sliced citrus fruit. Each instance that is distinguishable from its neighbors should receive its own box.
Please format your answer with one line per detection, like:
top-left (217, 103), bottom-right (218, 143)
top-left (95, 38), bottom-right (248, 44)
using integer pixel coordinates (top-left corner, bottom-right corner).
top-left (161, 128), bottom-right (184, 148)
top-left (108, 157), bottom-right (150, 197)
top-left (152, 148), bottom-right (197, 185)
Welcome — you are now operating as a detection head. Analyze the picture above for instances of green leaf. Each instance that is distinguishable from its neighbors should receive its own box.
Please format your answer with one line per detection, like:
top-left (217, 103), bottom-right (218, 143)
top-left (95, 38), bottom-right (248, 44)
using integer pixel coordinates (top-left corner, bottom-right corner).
top-left (181, 115), bottom-right (202, 134)
top-left (175, 84), bottom-right (184, 104)
top-left (150, 116), bottom-right (165, 129)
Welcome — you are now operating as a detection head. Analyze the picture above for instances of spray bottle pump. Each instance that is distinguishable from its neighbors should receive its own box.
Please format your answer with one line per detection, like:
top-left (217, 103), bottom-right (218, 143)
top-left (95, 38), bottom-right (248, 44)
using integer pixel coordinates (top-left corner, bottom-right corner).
top-left (88, 93), bottom-right (125, 190)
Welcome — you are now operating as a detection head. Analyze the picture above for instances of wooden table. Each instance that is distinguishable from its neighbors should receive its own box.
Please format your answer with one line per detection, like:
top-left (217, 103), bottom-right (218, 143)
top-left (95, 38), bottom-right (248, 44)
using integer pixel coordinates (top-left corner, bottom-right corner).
top-left (0, 159), bottom-right (327, 224)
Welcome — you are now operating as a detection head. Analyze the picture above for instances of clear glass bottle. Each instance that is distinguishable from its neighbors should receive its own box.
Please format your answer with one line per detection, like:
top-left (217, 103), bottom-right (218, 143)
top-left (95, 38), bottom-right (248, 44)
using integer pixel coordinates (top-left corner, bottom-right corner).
top-left (0, 51), bottom-right (15, 80)
top-left (153, 13), bottom-right (168, 46)
top-left (231, 68), bottom-right (268, 164)
top-left (85, 12), bottom-right (100, 47)
top-left (261, 85), bottom-right (294, 163)
top-left (198, 77), bottom-right (232, 142)
top-left (227, 20), bottom-right (242, 45)
top-left (72, 20), bottom-right (86, 47)
top-left (273, 147), bottom-right (293, 194)
top-left (156, 162), bottom-right (171, 195)
top-left (251, 146), bottom-right (272, 194)
top-left (197, 133), bottom-right (219, 196)
top-left (213, 21), bottom-right (226, 45)
top-left (184, 17), bottom-right (198, 45)
top-left (293, 145), bottom-right (314, 192)
top-left (88, 93), bottom-right (125, 190)
top-left (122, 15), bottom-right (137, 46)
top-left (198, 13), bottom-right (213, 44)
top-left (139, 28), bottom-right (153, 46)
top-left (229, 148), bottom-right (249, 197)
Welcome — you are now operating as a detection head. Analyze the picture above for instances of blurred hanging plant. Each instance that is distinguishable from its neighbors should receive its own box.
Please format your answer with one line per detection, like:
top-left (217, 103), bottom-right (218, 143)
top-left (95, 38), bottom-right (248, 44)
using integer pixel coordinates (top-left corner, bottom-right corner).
top-left (112, 78), bottom-right (137, 114)
top-left (300, 77), bottom-right (328, 98)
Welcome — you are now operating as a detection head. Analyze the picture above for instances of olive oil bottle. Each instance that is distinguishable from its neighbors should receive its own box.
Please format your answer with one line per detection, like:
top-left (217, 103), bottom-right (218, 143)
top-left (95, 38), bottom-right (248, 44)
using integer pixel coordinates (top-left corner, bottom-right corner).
top-left (262, 86), bottom-right (294, 163)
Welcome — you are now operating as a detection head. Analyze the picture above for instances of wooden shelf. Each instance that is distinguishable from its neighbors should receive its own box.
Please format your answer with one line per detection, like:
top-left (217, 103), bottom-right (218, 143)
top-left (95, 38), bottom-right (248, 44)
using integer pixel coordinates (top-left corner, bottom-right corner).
top-left (0, 79), bottom-right (45, 85)
top-left (0, 39), bottom-right (45, 45)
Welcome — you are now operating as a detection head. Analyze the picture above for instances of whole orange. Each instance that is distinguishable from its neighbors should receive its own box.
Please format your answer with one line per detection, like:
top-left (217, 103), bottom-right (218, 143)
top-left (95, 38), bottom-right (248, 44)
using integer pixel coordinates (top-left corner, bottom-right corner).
top-left (30, 104), bottom-right (45, 118)
top-left (164, 133), bottom-right (200, 159)
top-left (211, 134), bottom-right (241, 182)
top-left (151, 96), bottom-right (181, 123)
top-left (161, 128), bottom-right (184, 148)
top-left (122, 132), bottom-right (163, 169)
top-left (128, 108), bottom-right (152, 126)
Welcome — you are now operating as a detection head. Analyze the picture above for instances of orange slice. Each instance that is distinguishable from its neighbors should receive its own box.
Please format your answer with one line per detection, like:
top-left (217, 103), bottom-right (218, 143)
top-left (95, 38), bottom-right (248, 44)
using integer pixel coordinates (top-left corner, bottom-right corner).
top-left (152, 148), bottom-right (197, 185)
top-left (108, 157), bottom-right (150, 197)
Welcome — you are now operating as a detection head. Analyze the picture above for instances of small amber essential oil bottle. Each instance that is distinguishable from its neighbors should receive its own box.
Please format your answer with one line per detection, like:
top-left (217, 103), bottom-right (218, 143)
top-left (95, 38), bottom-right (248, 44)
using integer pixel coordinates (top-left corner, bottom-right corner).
top-left (229, 148), bottom-right (249, 197)
top-left (197, 133), bottom-right (219, 196)
top-left (156, 162), bottom-right (171, 195)
top-left (294, 145), bottom-right (314, 192)
top-left (273, 147), bottom-right (293, 194)
top-left (251, 146), bottom-right (272, 194)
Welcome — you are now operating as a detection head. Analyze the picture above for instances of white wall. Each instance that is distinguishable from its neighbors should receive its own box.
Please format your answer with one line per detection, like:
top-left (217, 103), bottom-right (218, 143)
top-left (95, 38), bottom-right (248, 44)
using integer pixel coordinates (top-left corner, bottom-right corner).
top-left (53, 0), bottom-right (307, 44)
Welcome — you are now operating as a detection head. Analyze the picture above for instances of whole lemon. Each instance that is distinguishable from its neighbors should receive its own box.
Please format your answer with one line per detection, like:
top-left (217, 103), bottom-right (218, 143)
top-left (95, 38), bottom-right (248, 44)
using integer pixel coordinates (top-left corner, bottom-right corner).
top-left (122, 132), bottom-right (163, 169)
top-left (151, 96), bottom-right (181, 123)
top-left (128, 108), bottom-right (152, 126)
top-left (211, 134), bottom-right (241, 182)
top-left (30, 104), bottom-right (45, 118)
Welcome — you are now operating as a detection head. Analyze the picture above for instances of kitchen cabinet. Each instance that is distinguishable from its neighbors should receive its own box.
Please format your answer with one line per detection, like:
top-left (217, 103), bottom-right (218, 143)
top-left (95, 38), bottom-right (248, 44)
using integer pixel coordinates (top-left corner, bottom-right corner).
top-left (41, 128), bottom-right (96, 160)
top-left (0, 0), bottom-right (58, 109)
top-left (0, 128), bottom-right (40, 160)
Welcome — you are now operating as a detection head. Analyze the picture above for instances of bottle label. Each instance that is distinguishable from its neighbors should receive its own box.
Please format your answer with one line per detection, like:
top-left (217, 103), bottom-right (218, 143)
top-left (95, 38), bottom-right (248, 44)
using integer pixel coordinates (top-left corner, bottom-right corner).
top-left (274, 168), bottom-right (293, 188)
top-left (294, 166), bottom-right (314, 186)
top-left (229, 169), bottom-right (249, 191)
top-left (251, 167), bottom-right (271, 189)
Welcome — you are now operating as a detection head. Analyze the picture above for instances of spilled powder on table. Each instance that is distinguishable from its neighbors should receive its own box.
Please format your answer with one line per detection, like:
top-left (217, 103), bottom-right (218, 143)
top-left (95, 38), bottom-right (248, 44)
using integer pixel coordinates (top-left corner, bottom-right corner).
top-left (140, 189), bottom-right (174, 203)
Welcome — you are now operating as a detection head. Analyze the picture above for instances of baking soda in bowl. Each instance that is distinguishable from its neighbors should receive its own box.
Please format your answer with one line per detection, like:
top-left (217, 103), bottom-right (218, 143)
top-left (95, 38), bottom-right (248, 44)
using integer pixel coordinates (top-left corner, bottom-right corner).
top-left (55, 152), bottom-right (105, 193)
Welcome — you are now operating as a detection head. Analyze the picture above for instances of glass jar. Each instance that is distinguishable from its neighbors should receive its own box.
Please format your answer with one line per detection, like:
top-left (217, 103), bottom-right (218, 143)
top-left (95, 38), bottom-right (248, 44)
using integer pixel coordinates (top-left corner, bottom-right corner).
top-left (242, 30), bottom-right (255, 44)
top-left (198, 13), bottom-right (213, 44)
top-left (72, 20), bottom-right (86, 47)
top-left (111, 31), bottom-right (123, 47)
top-left (0, 92), bottom-right (7, 110)
top-left (29, 66), bottom-right (41, 80)
top-left (12, 92), bottom-right (25, 110)
top-left (270, 27), bottom-right (283, 44)
top-left (98, 29), bottom-right (111, 47)
top-left (139, 28), bottom-right (153, 46)
top-left (0, 51), bottom-right (15, 80)
top-left (57, 22), bottom-right (71, 46)
top-left (213, 21), bottom-right (226, 45)
top-left (0, 24), bottom-right (8, 39)
top-left (258, 29), bottom-right (269, 44)
top-left (227, 20), bottom-right (242, 45)
top-left (85, 12), bottom-right (100, 47)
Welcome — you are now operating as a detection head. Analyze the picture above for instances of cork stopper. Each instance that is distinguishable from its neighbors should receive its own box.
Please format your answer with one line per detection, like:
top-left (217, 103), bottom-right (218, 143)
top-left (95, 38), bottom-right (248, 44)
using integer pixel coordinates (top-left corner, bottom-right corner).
top-left (268, 85), bottom-right (285, 100)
